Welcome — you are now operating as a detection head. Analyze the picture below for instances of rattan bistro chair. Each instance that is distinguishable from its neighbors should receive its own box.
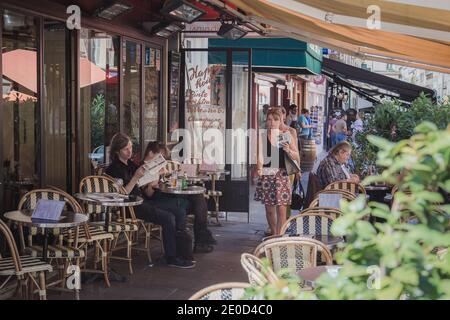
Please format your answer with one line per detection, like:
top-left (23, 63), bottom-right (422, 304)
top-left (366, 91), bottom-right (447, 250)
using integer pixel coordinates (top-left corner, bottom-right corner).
top-left (254, 236), bottom-right (333, 275)
top-left (309, 189), bottom-right (356, 208)
top-left (189, 282), bottom-right (250, 300)
top-left (240, 253), bottom-right (278, 286)
top-left (298, 207), bottom-right (343, 219)
top-left (325, 180), bottom-right (366, 195)
top-left (0, 219), bottom-right (52, 300)
top-left (47, 186), bottom-right (114, 288)
top-left (79, 175), bottom-right (140, 274)
top-left (17, 189), bottom-right (86, 299)
top-left (281, 213), bottom-right (335, 236)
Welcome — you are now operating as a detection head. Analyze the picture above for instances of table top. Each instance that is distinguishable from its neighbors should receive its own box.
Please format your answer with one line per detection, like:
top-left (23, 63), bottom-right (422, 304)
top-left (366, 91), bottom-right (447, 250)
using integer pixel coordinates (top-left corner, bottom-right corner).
top-left (4, 180), bottom-right (35, 186)
top-left (158, 185), bottom-right (206, 195)
top-left (4, 209), bottom-right (88, 228)
top-left (297, 265), bottom-right (341, 286)
top-left (199, 170), bottom-right (231, 176)
top-left (365, 185), bottom-right (391, 191)
top-left (186, 175), bottom-right (211, 182)
top-left (74, 193), bottom-right (143, 207)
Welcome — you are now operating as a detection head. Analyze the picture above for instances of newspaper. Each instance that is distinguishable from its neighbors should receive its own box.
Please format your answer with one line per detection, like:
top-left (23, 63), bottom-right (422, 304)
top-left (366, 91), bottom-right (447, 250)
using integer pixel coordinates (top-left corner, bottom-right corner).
top-left (138, 154), bottom-right (167, 187)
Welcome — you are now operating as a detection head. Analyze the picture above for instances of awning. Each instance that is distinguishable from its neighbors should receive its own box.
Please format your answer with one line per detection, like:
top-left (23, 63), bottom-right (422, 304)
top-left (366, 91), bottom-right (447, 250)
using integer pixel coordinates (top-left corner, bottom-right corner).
top-left (322, 57), bottom-right (435, 102)
top-left (208, 38), bottom-right (322, 74)
top-left (227, 0), bottom-right (450, 72)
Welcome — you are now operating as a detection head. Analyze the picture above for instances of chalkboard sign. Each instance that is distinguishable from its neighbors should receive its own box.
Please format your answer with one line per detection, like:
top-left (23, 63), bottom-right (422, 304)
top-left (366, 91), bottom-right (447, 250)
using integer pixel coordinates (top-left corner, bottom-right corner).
top-left (168, 51), bottom-right (181, 142)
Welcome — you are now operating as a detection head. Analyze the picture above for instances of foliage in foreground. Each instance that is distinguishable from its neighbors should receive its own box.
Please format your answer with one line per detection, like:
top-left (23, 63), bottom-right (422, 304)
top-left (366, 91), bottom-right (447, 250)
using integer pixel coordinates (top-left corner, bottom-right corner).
top-left (246, 122), bottom-right (450, 300)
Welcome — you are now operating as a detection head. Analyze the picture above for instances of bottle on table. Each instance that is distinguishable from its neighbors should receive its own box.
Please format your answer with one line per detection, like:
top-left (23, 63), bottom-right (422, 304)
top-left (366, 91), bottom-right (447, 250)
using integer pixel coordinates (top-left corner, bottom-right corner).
top-left (182, 173), bottom-right (188, 190)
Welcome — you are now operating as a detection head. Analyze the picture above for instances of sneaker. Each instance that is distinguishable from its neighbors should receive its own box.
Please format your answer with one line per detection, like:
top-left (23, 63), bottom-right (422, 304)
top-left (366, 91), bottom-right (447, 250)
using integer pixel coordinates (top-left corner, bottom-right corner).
top-left (167, 257), bottom-right (196, 269)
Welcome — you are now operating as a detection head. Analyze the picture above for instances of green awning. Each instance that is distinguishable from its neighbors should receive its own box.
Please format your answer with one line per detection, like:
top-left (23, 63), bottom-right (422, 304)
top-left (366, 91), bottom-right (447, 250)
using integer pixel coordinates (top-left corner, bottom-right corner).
top-left (208, 38), bottom-right (322, 74)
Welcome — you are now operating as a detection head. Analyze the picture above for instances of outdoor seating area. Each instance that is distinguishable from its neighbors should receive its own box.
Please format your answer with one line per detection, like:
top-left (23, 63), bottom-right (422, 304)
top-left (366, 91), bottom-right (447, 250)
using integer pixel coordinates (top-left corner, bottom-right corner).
top-left (0, 0), bottom-right (449, 306)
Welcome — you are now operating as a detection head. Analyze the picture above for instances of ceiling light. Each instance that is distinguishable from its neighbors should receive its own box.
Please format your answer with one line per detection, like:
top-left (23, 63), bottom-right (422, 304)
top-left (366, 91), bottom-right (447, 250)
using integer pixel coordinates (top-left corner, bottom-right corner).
top-left (217, 23), bottom-right (247, 40)
top-left (160, 0), bottom-right (206, 23)
top-left (144, 21), bottom-right (185, 38)
top-left (94, 1), bottom-right (133, 20)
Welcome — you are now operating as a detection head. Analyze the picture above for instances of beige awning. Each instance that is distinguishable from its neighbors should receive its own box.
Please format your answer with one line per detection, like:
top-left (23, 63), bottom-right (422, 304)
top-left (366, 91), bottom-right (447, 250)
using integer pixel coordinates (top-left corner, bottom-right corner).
top-left (228, 0), bottom-right (450, 71)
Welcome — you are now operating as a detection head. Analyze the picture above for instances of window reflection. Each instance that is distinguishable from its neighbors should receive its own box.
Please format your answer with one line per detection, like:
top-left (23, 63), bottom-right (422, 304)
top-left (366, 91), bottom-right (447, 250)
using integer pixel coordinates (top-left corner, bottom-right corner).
top-left (1, 10), bottom-right (39, 211)
top-left (79, 29), bottom-right (120, 176)
top-left (123, 40), bottom-right (141, 162)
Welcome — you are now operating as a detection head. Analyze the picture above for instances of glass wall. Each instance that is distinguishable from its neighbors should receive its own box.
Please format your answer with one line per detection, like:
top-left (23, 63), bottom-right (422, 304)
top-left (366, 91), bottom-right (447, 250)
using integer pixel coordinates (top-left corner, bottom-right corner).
top-left (43, 20), bottom-right (67, 189)
top-left (122, 40), bottom-right (141, 161)
top-left (1, 10), bottom-right (39, 211)
top-left (79, 29), bottom-right (120, 176)
top-left (143, 45), bottom-right (161, 146)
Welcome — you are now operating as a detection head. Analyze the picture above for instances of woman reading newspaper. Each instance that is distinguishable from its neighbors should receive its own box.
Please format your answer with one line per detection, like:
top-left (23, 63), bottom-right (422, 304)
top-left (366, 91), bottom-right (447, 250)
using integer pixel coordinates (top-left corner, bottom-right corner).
top-left (105, 133), bottom-right (195, 269)
top-left (142, 141), bottom-right (217, 253)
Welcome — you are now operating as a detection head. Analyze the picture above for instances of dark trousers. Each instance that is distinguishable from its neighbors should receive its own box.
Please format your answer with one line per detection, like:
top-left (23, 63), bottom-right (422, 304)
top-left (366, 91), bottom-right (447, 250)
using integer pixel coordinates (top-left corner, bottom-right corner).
top-left (151, 192), bottom-right (210, 244)
top-left (134, 201), bottom-right (177, 260)
top-left (145, 193), bottom-right (187, 232)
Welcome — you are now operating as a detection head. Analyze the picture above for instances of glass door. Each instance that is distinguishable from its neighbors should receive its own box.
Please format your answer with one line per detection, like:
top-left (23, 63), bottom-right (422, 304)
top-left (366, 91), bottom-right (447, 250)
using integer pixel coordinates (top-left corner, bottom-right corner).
top-left (181, 48), bottom-right (251, 213)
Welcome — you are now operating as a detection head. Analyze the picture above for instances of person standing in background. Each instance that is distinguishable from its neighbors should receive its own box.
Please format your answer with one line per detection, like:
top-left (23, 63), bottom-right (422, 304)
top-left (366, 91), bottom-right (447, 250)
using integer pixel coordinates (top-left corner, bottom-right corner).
top-left (327, 113), bottom-right (338, 148)
top-left (333, 114), bottom-right (348, 144)
top-left (351, 112), bottom-right (364, 141)
top-left (286, 104), bottom-right (298, 127)
top-left (298, 109), bottom-right (314, 142)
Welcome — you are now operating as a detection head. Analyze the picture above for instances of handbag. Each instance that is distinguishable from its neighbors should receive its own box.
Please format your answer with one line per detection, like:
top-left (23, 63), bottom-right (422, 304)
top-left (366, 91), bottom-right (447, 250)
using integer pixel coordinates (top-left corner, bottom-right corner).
top-left (291, 178), bottom-right (305, 210)
top-left (284, 152), bottom-right (301, 175)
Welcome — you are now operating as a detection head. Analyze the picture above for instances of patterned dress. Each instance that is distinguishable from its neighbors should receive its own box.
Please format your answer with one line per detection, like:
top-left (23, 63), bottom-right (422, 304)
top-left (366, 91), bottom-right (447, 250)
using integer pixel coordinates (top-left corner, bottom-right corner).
top-left (254, 136), bottom-right (292, 206)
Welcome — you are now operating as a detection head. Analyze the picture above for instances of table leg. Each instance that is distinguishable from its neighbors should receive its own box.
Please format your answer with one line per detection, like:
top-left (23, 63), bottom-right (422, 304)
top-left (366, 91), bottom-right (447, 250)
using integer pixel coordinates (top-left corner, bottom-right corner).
top-left (42, 229), bottom-right (49, 262)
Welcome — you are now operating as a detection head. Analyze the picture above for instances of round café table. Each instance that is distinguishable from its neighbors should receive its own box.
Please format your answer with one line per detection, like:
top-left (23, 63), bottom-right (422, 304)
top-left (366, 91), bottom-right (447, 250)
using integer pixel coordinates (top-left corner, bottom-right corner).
top-left (297, 265), bottom-right (342, 288)
top-left (74, 192), bottom-right (143, 278)
top-left (3, 209), bottom-right (88, 261)
top-left (158, 185), bottom-right (206, 195)
top-left (74, 193), bottom-right (143, 231)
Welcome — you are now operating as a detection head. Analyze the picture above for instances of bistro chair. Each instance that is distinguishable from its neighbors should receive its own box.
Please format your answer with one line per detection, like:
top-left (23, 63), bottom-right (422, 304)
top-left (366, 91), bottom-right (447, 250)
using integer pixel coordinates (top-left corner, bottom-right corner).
top-left (79, 175), bottom-right (141, 274)
top-left (165, 160), bottom-right (182, 174)
top-left (0, 219), bottom-right (52, 300)
top-left (325, 180), bottom-right (366, 195)
top-left (17, 189), bottom-right (86, 299)
top-left (281, 213), bottom-right (335, 237)
top-left (309, 189), bottom-right (356, 208)
top-left (47, 186), bottom-right (114, 288)
top-left (240, 253), bottom-right (279, 286)
top-left (189, 282), bottom-right (250, 300)
top-left (254, 236), bottom-right (333, 275)
top-left (298, 207), bottom-right (343, 219)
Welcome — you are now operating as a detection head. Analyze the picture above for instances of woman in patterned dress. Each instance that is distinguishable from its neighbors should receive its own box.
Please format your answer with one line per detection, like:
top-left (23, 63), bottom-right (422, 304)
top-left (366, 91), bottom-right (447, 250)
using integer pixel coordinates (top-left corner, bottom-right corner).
top-left (255, 108), bottom-right (300, 236)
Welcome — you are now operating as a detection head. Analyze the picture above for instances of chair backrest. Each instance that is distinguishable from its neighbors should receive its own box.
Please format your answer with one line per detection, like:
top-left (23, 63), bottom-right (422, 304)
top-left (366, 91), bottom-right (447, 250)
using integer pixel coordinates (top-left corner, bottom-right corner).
top-left (253, 236), bottom-right (333, 274)
top-left (189, 282), bottom-right (250, 300)
top-left (298, 207), bottom-right (343, 219)
top-left (0, 219), bottom-right (22, 272)
top-left (309, 189), bottom-right (356, 208)
top-left (18, 189), bottom-right (79, 212)
top-left (79, 175), bottom-right (120, 214)
top-left (325, 180), bottom-right (366, 195)
top-left (240, 253), bottom-right (278, 286)
top-left (281, 213), bottom-right (335, 236)
top-left (165, 160), bottom-right (181, 174)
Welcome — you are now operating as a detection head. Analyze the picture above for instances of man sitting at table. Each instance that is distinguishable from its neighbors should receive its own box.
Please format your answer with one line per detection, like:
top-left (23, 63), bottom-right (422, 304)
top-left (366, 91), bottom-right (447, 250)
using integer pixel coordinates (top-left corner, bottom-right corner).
top-left (105, 133), bottom-right (195, 269)
top-left (143, 141), bottom-right (217, 253)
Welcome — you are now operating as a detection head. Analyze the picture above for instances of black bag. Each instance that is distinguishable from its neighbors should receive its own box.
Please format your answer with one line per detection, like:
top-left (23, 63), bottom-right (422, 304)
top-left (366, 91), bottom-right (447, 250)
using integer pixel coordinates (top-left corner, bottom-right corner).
top-left (291, 178), bottom-right (305, 210)
top-left (176, 230), bottom-right (194, 261)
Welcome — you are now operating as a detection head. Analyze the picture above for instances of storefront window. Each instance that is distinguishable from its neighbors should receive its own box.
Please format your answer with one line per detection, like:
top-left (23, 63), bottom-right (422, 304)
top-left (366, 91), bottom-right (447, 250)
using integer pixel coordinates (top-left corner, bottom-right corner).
top-left (143, 45), bottom-right (160, 146)
top-left (123, 40), bottom-right (141, 161)
top-left (79, 29), bottom-right (120, 176)
top-left (1, 10), bottom-right (39, 211)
